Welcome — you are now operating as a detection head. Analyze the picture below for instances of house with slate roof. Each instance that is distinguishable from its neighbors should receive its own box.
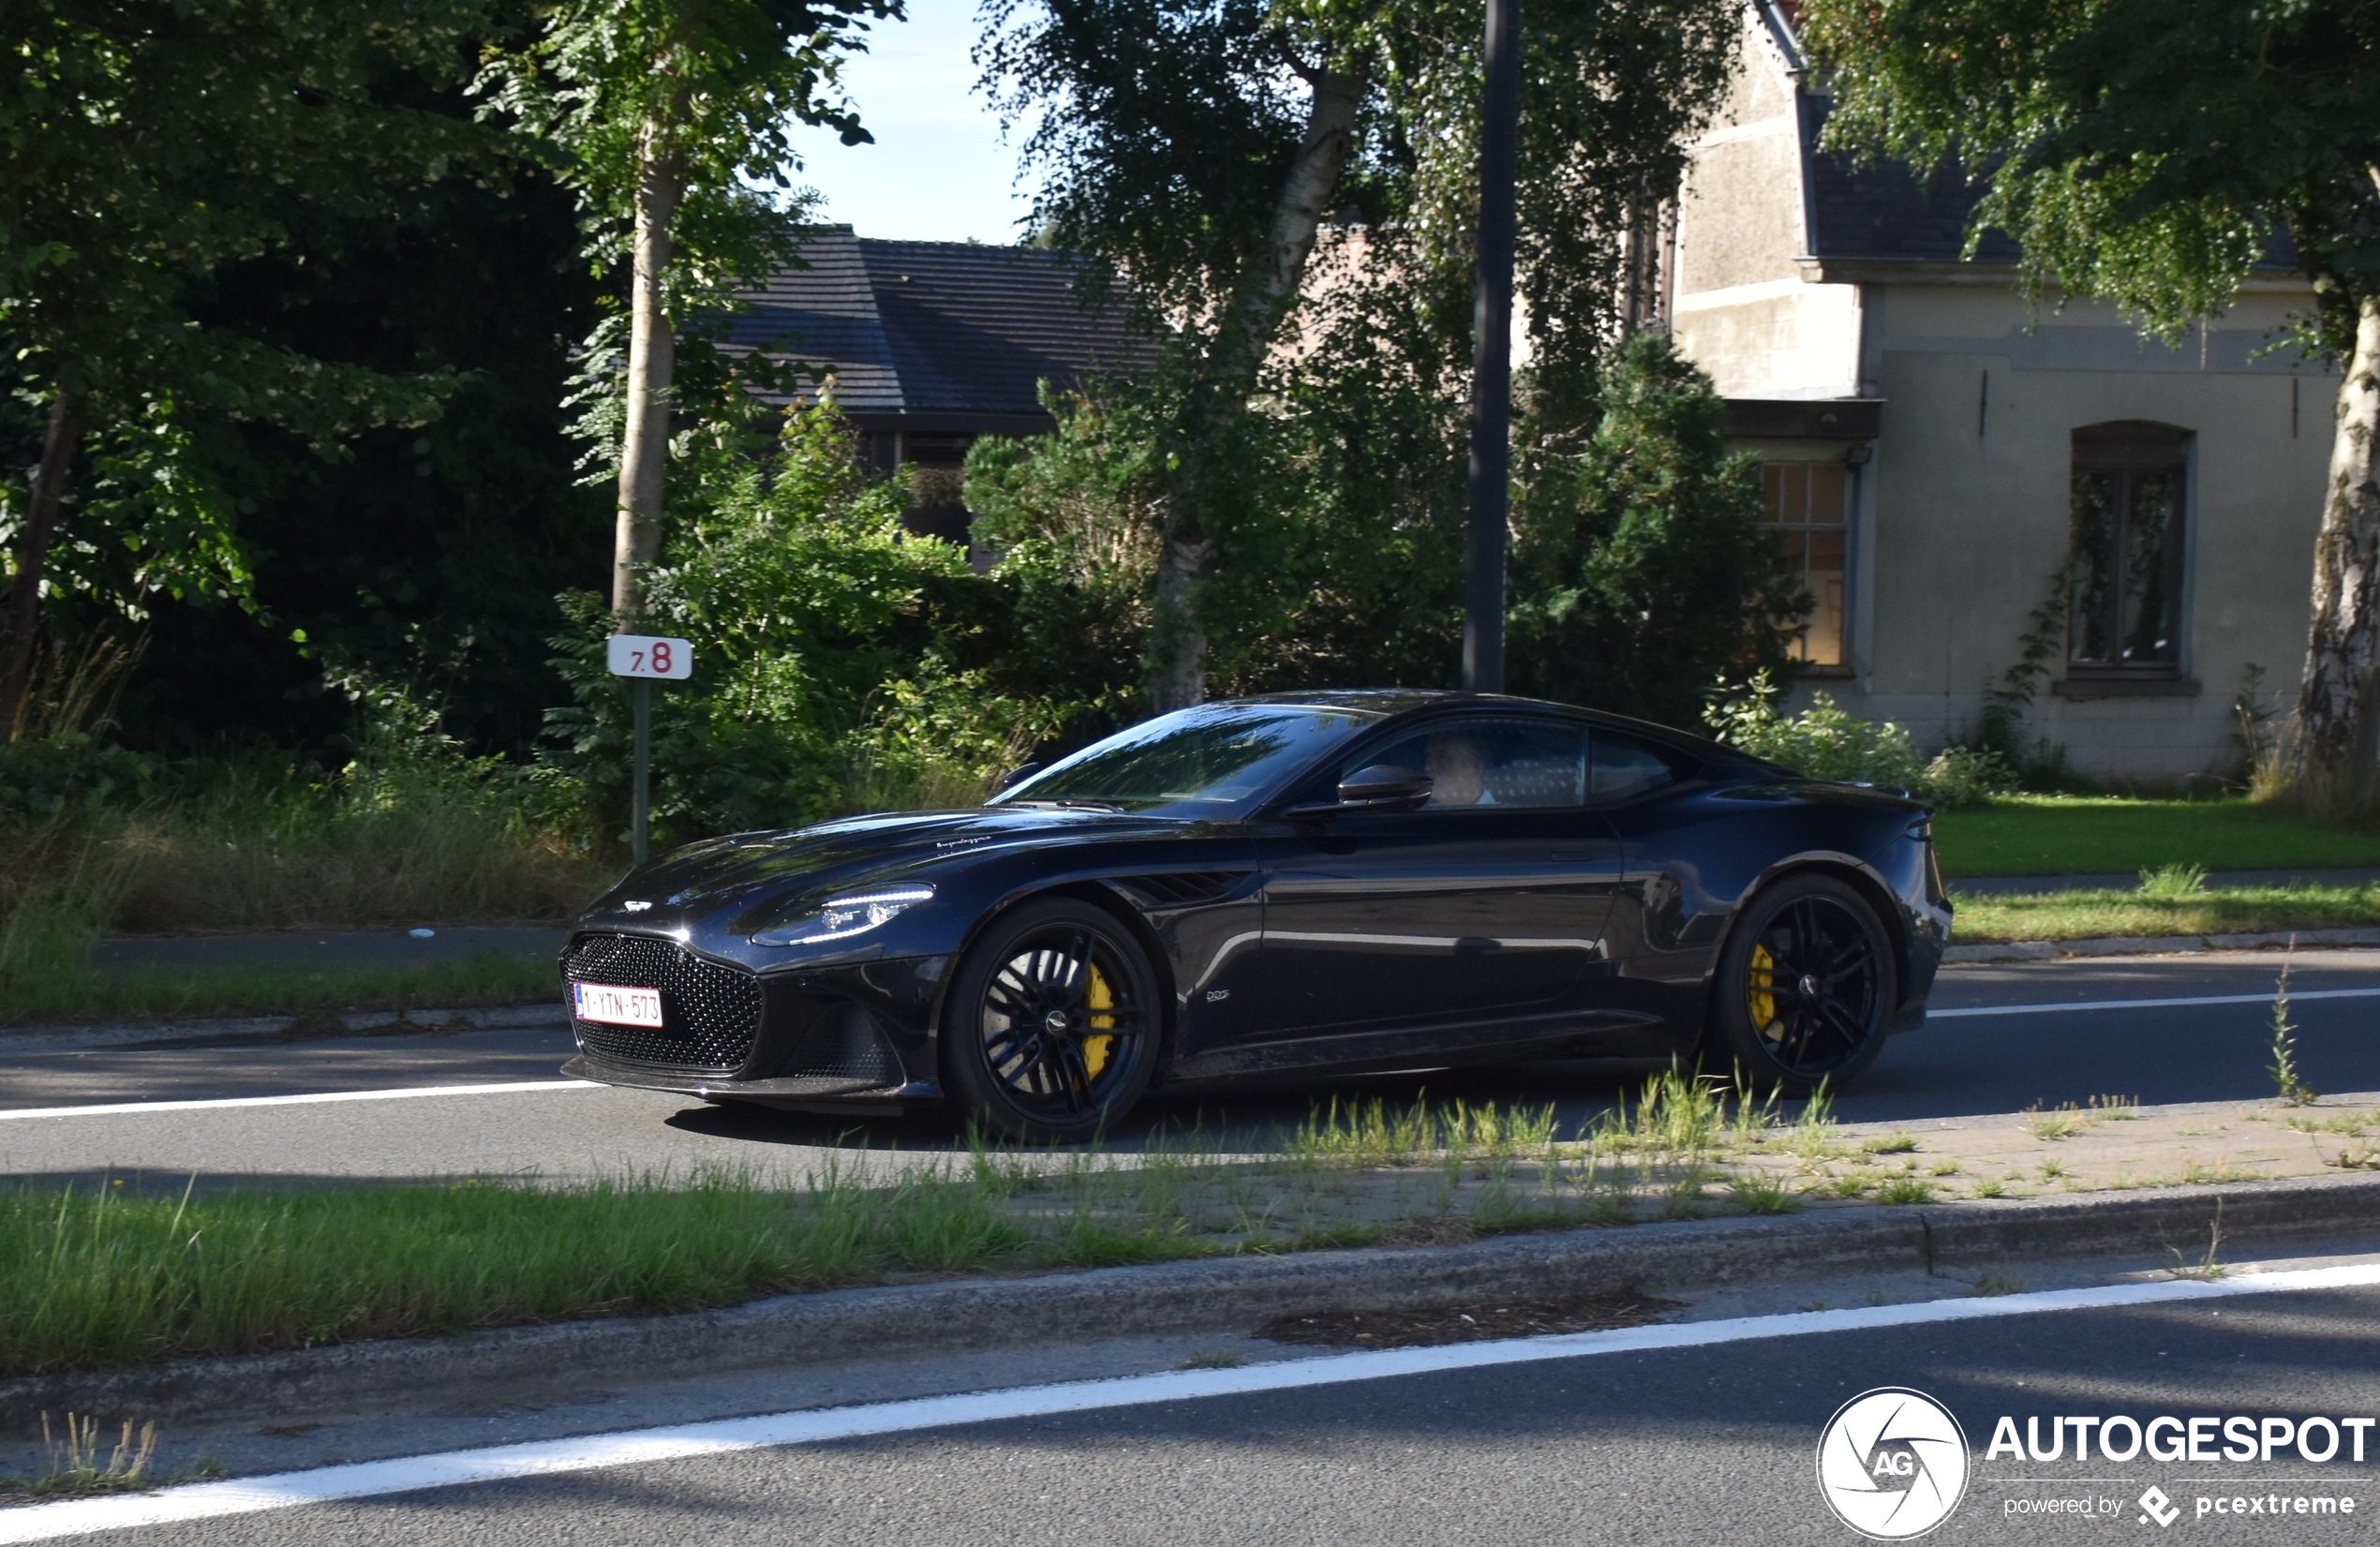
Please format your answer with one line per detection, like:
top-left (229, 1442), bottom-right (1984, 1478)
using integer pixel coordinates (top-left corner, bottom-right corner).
top-left (1667, 3), bottom-right (2339, 781)
top-left (725, 225), bottom-right (1152, 543)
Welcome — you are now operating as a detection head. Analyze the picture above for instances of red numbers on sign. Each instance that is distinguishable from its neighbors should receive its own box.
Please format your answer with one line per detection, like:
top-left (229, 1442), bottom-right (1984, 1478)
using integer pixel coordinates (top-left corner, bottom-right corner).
top-left (606, 634), bottom-right (687, 679)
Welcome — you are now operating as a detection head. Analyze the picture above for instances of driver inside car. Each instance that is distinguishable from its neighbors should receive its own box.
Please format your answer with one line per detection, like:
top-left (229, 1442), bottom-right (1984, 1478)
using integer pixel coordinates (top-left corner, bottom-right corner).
top-left (1424, 736), bottom-right (1494, 806)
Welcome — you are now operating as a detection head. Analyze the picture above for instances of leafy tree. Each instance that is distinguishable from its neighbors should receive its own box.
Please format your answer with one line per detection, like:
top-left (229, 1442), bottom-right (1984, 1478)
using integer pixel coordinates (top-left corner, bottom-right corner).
top-left (544, 403), bottom-right (1086, 840)
top-left (1798, 0), bottom-right (2380, 810)
top-left (962, 387), bottom-right (1159, 728)
top-left (117, 166), bottom-right (610, 758)
top-left (968, 313), bottom-right (1797, 729)
top-left (1507, 334), bottom-right (1799, 726)
top-left (978, 0), bottom-right (1743, 708)
top-left (1, 0), bottom-right (498, 729)
top-left (476, 0), bottom-right (898, 625)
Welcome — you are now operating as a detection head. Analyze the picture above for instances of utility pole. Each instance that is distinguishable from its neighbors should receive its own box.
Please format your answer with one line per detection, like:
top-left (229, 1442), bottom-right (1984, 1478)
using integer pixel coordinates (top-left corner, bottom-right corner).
top-left (1463, 0), bottom-right (1519, 694)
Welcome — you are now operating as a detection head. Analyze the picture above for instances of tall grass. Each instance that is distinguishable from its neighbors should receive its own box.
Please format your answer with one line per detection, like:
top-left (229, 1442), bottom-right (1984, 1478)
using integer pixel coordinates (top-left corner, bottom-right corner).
top-left (1, 1173), bottom-right (900, 1376)
top-left (0, 1073), bottom-right (1877, 1376)
top-left (1, 695), bottom-right (607, 1019)
top-left (102, 749), bottom-right (599, 932)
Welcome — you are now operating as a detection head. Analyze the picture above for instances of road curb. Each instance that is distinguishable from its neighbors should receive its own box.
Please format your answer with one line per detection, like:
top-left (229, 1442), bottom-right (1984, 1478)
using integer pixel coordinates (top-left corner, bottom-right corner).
top-left (0, 1003), bottom-right (566, 1053)
top-left (8, 1172), bottom-right (2377, 1430)
top-left (1943, 927), bottom-right (2380, 964)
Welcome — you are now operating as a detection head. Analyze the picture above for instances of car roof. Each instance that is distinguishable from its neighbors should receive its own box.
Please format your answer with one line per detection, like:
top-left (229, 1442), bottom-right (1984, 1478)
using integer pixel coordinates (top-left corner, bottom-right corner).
top-left (1222, 689), bottom-right (1746, 765)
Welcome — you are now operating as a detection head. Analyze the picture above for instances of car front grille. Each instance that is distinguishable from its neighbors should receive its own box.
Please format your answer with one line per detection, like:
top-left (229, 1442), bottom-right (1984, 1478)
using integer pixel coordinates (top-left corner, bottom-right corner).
top-left (564, 933), bottom-right (763, 1073)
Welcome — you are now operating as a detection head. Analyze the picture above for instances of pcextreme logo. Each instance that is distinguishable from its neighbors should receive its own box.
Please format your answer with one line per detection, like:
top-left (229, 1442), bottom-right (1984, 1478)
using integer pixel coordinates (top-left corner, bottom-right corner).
top-left (1817, 1387), bottom-right (1972, 1540)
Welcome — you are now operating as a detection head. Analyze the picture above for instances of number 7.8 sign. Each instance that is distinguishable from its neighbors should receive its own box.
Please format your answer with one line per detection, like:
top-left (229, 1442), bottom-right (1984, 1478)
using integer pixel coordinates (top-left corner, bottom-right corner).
top-left (607, 634), bottom-right (692, 680)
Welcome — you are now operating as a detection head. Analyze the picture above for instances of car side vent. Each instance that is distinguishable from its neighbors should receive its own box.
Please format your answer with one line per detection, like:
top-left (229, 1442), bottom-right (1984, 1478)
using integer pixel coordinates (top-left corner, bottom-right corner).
top-left (1115, 870), bottom-right (1248, 906)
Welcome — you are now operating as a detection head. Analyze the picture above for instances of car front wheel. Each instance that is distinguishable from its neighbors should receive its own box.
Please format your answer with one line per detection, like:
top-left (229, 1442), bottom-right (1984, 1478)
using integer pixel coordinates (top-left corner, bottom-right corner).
top-left (1709, 873), bottom-right (1897, 1094)
top-left (941, 898), bottom-right (1161, 1144)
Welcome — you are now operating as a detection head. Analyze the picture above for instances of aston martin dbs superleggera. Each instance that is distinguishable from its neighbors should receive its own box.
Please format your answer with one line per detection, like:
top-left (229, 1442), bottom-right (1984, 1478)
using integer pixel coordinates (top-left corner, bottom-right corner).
top-left (558, 691), bottom-right (1951, 1140)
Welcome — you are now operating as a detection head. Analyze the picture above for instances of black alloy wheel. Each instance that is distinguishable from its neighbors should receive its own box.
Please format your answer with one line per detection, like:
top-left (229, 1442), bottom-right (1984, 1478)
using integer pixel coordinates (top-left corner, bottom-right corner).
top-left (942, 898), bottom-right (1161, 1143)
top-left (1709, 873), bottom-right (1897, 1093)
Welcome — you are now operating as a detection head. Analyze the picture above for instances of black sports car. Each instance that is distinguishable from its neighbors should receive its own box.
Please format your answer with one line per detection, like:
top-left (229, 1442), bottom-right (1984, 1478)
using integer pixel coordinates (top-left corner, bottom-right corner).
top-left (559, 691), bottom-right (1952, 1140)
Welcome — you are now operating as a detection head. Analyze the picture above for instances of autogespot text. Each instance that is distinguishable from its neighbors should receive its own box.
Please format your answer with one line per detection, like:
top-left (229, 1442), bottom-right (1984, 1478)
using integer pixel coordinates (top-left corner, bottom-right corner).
top-left (1986, 1412), bottom-right (2372, 1528)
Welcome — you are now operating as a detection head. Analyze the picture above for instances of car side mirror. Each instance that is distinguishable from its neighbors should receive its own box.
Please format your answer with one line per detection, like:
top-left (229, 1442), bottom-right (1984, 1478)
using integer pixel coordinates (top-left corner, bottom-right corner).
top-left (996, 762), bottom-right (1044, 792)
top-left (1335, 764), bottom-right (1433, 811)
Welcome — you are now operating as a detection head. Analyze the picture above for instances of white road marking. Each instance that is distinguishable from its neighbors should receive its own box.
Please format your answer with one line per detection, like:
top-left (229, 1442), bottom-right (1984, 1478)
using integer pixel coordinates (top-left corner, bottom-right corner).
top-left (0, 1081), bottom-right (600, 1123)
top-left (5, 1261), bottom-right (2377, 1542)
top-left (1933, 986), bottom-right (2380, 1019)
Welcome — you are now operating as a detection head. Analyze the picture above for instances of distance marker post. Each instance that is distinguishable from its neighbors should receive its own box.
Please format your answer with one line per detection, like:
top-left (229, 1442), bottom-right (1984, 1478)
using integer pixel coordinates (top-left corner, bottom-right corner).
top-left (605, 633), bottom-right (693, 866)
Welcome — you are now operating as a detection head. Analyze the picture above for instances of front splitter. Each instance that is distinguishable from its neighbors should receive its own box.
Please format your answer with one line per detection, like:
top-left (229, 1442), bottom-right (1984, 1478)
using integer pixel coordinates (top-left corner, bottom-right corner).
top-left (560, 1054), bottom-right (941, 1107)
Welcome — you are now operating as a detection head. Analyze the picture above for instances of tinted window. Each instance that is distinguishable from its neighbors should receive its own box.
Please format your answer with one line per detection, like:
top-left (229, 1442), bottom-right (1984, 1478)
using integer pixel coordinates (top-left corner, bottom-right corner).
top-left (995, 704), bottom-right (1380, 817)
top-left (1345, 718), bottom-right (1586, 810)
top-left (1590, 733), bottom-right (1678, 800)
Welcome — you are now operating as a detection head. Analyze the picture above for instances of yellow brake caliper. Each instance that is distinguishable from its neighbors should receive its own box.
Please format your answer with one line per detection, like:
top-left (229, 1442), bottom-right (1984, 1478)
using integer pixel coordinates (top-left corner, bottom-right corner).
top-left (1082, 963), bottom-right (1116, 1078)
top-left (1748, 943), bottom-right (1778, 1038)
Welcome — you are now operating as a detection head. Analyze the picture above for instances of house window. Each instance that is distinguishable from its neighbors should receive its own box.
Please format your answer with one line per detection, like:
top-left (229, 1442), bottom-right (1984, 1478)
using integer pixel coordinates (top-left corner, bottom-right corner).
top-left (1762, 460), bottom-right (1850, 668)
top-left (2068, 424), bottom-right (2189, 671)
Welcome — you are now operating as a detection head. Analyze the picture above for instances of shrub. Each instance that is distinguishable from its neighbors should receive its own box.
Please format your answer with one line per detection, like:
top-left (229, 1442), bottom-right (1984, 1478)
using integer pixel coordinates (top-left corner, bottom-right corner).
top-left (544, 403), bottom-right (1097, 843)
top-left (1508, 335), bottom-right (1806, 728)
top-left (1704, 672), bottom-right (2012, 808)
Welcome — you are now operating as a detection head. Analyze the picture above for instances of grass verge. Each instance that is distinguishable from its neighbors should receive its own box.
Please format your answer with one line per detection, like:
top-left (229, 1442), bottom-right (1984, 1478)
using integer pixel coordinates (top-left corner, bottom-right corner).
top-left (1934, 796), bottom-right (2380, 878)
top-left (0, 1071), bottom-right (1873, 1376)
top-left (1951, 884), bottom-right (2380, 943)
top-left (0, 954), bottom-right (557, 1027)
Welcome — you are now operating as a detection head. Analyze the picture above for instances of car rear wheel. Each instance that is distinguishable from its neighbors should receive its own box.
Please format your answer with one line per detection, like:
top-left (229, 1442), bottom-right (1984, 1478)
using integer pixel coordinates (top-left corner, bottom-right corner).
top-left (1709, 874), bottom-right (1897, 1094)
top-left (941, 898), bottom-right (1161, 1144)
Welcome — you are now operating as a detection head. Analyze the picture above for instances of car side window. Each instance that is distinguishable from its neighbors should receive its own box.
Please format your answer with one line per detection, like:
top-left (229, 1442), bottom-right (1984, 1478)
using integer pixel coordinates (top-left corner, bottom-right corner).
top-left (1590, 732), bottom-right (1678, 800)
top-left (1342, 718), bottom-right (1586, 810)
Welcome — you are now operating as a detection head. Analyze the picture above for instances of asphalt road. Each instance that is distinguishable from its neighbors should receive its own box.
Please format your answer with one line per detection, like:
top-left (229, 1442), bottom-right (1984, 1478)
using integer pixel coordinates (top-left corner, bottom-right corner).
top-left (19, 1272), bottom-right (2380, 1545)
top-left (1, 948), bottom-right (2374, 1188)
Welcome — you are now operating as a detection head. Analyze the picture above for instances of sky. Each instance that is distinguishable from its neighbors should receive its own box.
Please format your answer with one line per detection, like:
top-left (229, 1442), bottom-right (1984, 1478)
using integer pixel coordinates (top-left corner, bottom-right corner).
top-left (790, 0), bottom-right (1044, 245)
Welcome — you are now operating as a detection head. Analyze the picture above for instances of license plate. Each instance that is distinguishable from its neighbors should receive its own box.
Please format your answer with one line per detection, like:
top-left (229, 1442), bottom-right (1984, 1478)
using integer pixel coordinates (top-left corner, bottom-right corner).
top-left (573, 982), bottom-right (663, 1028)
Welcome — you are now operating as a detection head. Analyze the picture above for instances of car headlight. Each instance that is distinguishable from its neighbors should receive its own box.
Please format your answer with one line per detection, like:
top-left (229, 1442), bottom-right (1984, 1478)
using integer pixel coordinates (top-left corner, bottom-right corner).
top-left (750, 887), bottom-right (934, 947)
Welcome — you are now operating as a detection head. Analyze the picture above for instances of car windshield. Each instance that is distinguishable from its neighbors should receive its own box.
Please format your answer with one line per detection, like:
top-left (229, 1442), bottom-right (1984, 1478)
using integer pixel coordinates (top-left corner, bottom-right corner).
top-left (991, 704), bottom-right (1380, 818)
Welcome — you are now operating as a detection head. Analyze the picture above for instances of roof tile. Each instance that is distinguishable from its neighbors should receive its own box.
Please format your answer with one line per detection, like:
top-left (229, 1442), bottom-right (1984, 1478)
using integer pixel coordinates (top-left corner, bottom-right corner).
top-left (725, 227), bottom-right (1153, 421)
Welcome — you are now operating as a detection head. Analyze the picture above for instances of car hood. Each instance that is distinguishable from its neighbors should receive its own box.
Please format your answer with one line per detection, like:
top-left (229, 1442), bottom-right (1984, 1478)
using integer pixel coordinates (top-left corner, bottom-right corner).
top-left (576, 805), bottom-right (1180, 935)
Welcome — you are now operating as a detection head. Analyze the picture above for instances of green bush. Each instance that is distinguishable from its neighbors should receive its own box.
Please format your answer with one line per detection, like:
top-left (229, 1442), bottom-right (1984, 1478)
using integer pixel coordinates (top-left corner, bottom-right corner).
top-left (1510, 335), bottom-right (1806, 728)
top-left (964, 334), bottom-right (1800, 731)
top-left (544, 404), bottom-right (1098, 843)
top-left (1704, 672), bottom-right (2013, 809)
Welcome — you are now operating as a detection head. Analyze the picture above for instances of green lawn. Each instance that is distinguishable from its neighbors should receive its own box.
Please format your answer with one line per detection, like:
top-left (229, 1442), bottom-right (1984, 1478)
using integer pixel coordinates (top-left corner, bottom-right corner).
top-left (1952, 884), bottom-right (2380, 943)
top-left (1933, 796), bottom-right (2380, 878)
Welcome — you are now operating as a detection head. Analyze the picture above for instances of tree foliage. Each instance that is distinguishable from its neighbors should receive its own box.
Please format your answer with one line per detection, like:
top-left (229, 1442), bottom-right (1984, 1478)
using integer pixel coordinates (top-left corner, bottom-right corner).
top-left (1508, 335), bottom-right (1799, 727)
top-left (476, 0), bottom-right (900, 620)
top-left (1801, 0), bottom-right (2380, 353)
top-left (978, 0), bottom-right (1746, 704)
top-left (544, 404), bottom-right (1093, 840)
top-left (968, 323), bottom-right (1796, 730)
top-left (119, 166), bottom-right (610, 758)
top-left (1, 0), bottom-right (511, 723)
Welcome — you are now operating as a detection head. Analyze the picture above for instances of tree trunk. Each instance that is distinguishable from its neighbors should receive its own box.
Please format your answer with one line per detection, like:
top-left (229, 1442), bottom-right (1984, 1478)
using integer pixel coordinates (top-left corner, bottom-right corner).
top-left (613, 118), bottom-right (686, 624)
top-left (2291, 290), bottom-right (2380, 811)
top-left (1147, 65), bottom-right (1365, 713)
top-left (0, 390), bottom-right (82, 736)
